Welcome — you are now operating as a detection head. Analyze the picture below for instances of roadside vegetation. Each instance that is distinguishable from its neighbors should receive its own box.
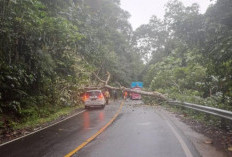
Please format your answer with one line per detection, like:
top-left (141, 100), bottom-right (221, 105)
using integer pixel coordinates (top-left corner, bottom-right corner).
top-left (137, 0), bottom-right (232, 131)
top-left (13, 105), bottom-right (83, 130)
top-left (134, 0), bottom-right (232, 111)
top-left (0, 0), bottom-right (144, 132)
top-left (0, 0), bottom-right (232, 139)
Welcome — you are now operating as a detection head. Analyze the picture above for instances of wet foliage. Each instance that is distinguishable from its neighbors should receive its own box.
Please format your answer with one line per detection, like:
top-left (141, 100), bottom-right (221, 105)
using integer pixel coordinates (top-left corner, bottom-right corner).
top-left (133, 0), bottom-right (232, 111)
top-left (0, 0), bottom-right (143, 129)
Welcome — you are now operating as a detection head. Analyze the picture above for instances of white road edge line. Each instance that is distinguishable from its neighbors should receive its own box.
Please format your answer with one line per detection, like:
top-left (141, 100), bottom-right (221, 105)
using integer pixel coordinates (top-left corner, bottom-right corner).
top-left (0, 110), bottom-right (85, 147)
top-left (166, 121), bottom-right (193, 157)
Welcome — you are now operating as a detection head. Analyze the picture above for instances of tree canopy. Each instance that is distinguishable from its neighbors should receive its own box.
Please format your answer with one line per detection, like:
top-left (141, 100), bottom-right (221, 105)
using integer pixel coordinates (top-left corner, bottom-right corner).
top-left (0, 0), bottom-right (231, 129)
top-left (0, 0), bottom-right (144, 125)
top-left (133, 0), bottom-right (232, 109)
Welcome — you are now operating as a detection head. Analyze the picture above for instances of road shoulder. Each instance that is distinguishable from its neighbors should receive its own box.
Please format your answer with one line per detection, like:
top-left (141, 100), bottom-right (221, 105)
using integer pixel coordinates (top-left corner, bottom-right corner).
top-left (0, 107), bottom-right (85, 146)
top-left (155, 105), bottom-right (228, 157)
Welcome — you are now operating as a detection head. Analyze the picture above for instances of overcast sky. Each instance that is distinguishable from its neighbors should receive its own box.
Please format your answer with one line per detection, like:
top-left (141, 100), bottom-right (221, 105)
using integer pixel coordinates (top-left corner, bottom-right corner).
top-left (120, 0), bottom-right (215, 30)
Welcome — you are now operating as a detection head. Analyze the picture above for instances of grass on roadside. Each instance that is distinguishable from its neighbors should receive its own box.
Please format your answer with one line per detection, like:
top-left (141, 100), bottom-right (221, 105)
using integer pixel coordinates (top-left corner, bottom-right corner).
top-left (142, 95), bottom-right (230, 129)
top-left (13, 105), bottom-right (84, 130)
top-left (153, 102), bottom-right (230, 130)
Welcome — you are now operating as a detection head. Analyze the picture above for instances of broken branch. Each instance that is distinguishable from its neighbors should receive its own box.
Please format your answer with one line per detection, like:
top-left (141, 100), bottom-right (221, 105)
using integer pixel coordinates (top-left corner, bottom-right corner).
top-left (87, 72), bottom-right (167, 101)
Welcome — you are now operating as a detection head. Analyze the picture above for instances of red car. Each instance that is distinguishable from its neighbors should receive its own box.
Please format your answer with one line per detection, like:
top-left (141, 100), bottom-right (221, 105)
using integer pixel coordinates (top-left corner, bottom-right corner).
top-left (131, 87), bottom-right (142, 100)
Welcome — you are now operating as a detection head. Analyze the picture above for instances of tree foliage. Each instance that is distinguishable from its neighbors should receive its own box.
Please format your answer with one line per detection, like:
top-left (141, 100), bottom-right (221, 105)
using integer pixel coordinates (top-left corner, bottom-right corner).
top-left (0, 0), bottom-right (144, 125)
top-left (133, 0), bottom-right (232, 109)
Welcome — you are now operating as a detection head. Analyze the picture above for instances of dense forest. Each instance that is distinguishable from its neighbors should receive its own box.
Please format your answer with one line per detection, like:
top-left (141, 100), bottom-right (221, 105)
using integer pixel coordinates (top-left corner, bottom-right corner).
top-left (0, 0), bottom-right (144, 128)
top-left (134, 0), bottom-right (232, 110)
top-left (0, 0), bottom-right (231, 130)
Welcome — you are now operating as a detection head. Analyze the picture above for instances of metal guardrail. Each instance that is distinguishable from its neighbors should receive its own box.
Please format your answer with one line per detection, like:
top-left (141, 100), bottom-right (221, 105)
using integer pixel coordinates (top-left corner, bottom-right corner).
top-left (168, 100), bottom-right (232, 120)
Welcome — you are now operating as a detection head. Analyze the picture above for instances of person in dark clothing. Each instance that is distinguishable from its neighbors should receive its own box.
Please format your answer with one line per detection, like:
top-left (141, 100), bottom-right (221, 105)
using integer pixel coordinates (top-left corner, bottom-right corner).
top-left (113, 90), bottom-right (118, 101)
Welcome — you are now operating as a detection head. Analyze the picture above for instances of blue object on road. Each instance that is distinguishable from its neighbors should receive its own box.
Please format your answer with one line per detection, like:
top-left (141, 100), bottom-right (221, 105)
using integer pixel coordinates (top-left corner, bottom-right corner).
top-left (131, 82), bottom-right (143, 88)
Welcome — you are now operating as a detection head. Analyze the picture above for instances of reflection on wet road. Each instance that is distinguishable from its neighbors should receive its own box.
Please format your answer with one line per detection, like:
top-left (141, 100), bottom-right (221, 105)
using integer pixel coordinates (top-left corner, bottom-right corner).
top-left (98, 111), bottom-right (105, 122)
top-left (83, 111), bottom-right (90, 130)
top-left (74, 100), bottom-right (200, 157)
top-left (0, 101), bottom-right (121, 157)
top-left (83, 110), bottom-right (105, 130)
top-left (0, 100), bottom-right (200, 157)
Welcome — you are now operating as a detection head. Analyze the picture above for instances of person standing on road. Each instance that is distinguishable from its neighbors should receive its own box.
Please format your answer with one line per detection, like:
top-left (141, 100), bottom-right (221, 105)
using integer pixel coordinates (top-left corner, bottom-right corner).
top-left (123, 91), bottom-right (128, 100)
top-left (104, 89), bottom-right (110, 104)
top-left (113, 90), bottom-right (118, 101)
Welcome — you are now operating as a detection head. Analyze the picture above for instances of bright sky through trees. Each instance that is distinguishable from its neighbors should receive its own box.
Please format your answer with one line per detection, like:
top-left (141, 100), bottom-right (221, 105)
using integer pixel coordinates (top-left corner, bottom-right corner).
top-left (120, 0), bottom-right (215, 30)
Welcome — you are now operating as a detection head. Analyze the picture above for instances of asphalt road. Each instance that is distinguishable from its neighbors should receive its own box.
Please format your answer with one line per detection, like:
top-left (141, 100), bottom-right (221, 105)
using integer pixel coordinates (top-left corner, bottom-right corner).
top-left (0, 100), bottom-right (200, 157)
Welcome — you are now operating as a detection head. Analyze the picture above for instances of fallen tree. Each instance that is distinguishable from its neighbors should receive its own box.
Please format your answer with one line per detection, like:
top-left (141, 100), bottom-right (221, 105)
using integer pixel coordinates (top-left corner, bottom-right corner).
top-left (84, 71), bottom-right (168, 101)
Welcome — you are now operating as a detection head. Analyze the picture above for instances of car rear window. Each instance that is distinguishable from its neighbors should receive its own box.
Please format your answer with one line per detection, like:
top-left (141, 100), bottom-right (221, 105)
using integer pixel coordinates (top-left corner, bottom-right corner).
top-left (86, 91), bottom-right (101, 96)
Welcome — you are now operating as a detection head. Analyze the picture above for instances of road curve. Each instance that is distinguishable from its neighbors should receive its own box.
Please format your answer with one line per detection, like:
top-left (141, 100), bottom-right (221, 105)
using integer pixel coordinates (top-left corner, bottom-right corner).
top-left (73, 100), bottom-right (200, 157)
top-left (0, 100), bottom-right (200, 157)
top-left (0, 101), bottom-right (121, 157)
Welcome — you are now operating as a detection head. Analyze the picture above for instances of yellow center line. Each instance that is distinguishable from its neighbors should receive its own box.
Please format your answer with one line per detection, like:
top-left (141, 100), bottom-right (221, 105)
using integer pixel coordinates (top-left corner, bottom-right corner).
top-left (64, 101), bottom-right (124, 157)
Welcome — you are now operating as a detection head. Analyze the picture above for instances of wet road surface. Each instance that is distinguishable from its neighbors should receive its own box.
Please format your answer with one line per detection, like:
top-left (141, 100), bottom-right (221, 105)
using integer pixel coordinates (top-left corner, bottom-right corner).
top-left (0, 101), bottom-right (120, 157)
top-left (73, 101), bottom-right (199, 157)
top-left (0, 100), bottom-right (200, 157)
